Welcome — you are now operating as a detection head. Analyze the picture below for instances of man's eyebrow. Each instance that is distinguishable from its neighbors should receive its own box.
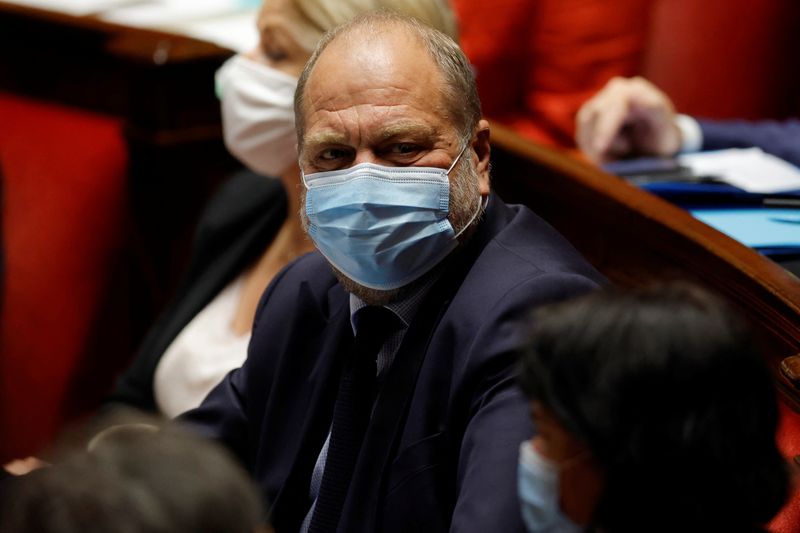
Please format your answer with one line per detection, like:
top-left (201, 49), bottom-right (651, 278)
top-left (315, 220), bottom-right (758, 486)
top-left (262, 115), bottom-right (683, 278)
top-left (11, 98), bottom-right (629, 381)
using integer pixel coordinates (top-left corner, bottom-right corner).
top-left (302, 123), bottom-right (441, 150)
top-left (303, 131), bottom-right (349, 149)
top-left (376, 122), bottom-right (439, 141)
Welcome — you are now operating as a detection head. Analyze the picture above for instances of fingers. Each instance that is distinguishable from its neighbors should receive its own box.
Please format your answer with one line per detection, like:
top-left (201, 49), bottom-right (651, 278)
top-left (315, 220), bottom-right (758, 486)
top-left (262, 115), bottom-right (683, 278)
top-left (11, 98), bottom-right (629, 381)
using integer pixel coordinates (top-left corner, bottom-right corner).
top-left (592, 92), bottom-right (634, 160)
top-left (4, 456), bottom-right (48, 476)
top-left (576, 77), bottom-right (679, 163)
top-left (625, 80), bottom-right (682, 156)
top-left (575, 80), bottom-right (607, 154)
top-left (577, 77), bottom-right (635, 163)
top-left (606, 132), bottom-right (632, 160)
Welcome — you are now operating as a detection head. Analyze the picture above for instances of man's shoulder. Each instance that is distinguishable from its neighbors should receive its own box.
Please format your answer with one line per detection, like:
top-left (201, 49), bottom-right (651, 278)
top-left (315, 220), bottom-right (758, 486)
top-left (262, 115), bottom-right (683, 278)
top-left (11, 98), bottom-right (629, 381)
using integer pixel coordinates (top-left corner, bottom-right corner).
top-left (252, 250), bottom-right (350, 328)
top-left (440, 199), bottom-right (602, 370)
top-left (483, 198), bottom-right (603, 283)
top-left (250, 251), bottom-right (345, 348)
top-left (269, 251), bottom-right (340, 298)
top-left (443, 198), bottom-right (603, 324)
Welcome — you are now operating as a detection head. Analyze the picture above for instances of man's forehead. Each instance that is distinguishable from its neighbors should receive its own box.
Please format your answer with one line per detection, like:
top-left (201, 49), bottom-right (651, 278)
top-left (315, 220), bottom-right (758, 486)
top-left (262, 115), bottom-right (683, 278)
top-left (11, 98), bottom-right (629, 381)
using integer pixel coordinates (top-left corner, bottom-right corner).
top-left (324, 21), bottom-right (421, 61)
top-left (303, 120), bottom-right (443, 148)
top-left (300, 24), bottom-right (450, 141)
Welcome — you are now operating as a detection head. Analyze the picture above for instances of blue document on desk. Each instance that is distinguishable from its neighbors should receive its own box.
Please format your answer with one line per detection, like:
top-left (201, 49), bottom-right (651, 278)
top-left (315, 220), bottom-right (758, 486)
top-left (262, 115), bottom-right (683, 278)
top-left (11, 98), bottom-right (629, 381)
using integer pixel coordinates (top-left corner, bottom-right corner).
top-left (605, 155), bottom-right (800, 259)
top-left (690, 208), bottom-right (800, 250)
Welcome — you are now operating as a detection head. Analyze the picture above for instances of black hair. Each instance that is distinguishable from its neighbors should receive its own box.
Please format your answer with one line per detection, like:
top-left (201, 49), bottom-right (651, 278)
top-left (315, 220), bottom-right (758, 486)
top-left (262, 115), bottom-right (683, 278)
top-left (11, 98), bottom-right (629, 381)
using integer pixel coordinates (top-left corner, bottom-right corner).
top-left (518, 282), bottom-right (789, 532)
top-left (0, 415), bottom-right (268, 533)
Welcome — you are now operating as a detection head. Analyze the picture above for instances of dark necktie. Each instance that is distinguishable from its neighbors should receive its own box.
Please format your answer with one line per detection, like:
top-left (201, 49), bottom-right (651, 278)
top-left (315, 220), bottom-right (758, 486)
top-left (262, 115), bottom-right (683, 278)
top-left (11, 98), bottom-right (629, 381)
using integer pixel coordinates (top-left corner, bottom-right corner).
top-left (308, 306), bottom-right (399, 533)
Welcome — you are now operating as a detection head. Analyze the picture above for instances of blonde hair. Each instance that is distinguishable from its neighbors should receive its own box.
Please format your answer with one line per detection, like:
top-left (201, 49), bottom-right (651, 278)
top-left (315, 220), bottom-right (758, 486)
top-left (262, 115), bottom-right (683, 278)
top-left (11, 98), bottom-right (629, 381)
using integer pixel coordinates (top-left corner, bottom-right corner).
top-left (291, 0), bottom-right (458, 46)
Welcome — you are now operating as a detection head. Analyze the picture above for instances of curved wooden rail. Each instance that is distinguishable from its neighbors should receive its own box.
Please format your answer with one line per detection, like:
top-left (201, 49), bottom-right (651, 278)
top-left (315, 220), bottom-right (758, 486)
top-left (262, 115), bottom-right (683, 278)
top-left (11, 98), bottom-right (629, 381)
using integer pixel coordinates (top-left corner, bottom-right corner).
top-left (488, 121), bottom-right (800, 409)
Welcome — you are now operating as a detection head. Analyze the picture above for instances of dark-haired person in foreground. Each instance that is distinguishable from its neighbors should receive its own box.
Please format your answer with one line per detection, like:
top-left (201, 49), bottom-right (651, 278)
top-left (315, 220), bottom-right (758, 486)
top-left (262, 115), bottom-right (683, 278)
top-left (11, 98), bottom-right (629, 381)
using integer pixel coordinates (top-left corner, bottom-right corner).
top-left (517, 283), bottom-right (790, 532)
top-left (0, 417), bottom-right (271, 533)
top-left (182, 11), bottom-right (602, 533)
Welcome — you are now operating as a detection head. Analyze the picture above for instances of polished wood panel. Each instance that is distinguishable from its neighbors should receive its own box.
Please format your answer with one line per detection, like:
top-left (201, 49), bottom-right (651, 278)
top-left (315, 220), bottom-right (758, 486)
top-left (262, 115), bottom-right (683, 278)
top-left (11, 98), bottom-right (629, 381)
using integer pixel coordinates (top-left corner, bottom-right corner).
top-left (489, 121), bottom-right (800, 409)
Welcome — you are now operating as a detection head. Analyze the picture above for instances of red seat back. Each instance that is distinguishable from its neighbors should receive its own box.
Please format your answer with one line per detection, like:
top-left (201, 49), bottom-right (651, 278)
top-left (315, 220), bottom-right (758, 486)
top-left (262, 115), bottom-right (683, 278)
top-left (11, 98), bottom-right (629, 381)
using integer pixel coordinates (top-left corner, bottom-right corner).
top-left (0, 93), bottom-right (129, 460)
top-left (642, 0), bottom-right (800, 120)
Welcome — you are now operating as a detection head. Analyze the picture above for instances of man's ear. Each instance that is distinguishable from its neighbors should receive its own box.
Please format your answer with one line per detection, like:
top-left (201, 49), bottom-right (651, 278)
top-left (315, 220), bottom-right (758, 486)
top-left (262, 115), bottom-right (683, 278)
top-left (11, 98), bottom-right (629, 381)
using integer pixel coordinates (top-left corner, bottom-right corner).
top-left (471, 119), bottom-right (491, 196)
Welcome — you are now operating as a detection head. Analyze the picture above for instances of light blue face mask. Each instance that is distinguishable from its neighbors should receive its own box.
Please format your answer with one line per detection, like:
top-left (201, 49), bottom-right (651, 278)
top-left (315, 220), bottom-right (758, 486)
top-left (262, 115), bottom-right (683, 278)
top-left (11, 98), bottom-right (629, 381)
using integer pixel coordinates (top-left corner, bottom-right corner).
top-left (518, 441), bottom-right (583, 533)
top-left (302, 145), bottom-right (482, 291)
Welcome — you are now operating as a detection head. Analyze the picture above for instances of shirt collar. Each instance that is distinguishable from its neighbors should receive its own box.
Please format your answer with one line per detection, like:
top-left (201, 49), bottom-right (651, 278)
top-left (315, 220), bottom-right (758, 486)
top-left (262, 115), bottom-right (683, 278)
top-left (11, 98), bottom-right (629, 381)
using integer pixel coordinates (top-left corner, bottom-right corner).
top-left (349, 274), bottom-right (439, 335)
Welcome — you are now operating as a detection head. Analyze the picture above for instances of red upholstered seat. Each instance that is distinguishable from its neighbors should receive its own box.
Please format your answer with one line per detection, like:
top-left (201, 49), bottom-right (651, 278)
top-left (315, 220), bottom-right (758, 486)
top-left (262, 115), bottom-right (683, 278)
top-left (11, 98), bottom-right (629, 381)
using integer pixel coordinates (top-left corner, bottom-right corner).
top-left (642, 0), bottom-right (800, 121)
top-left (454, 0), bottom-right (799, 148)
top-left (0, 93), bottom-right (129, 461)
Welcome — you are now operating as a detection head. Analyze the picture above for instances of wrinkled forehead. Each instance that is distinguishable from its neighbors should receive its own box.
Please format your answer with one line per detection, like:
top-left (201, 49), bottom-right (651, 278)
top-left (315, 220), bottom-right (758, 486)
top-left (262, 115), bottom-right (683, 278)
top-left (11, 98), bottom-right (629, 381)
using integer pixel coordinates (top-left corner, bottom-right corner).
top-left (301, 24), bottom-right (449, 129)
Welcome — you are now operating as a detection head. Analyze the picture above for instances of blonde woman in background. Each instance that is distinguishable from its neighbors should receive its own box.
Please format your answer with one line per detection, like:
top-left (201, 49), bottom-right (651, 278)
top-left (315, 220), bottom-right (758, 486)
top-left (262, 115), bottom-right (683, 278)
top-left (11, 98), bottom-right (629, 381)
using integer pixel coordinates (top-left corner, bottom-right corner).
top-left (107, 0), bottom-right (457, 417)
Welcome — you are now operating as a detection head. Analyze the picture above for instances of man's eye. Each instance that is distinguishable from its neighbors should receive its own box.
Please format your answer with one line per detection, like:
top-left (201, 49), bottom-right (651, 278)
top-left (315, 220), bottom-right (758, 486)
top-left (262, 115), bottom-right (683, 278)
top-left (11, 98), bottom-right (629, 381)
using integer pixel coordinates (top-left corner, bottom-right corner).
top-left (319, 148), bottom-right (351, 161)
top-left (390, 143), bottom-right (419, 155)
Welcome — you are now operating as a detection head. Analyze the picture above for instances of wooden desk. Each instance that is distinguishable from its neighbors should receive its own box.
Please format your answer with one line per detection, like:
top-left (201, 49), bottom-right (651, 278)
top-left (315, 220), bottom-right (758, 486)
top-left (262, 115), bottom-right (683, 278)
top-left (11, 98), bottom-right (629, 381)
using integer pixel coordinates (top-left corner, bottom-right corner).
top-left (0, 1), bottom-right (229, 125)
top-left (489, 121), bottom-right (800, 410)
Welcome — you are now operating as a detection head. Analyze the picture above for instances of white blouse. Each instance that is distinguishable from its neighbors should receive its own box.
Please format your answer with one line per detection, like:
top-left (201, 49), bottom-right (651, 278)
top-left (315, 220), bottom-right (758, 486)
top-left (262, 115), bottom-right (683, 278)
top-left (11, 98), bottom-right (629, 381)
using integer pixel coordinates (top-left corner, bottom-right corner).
top-left (154, 277), bottom-right (251, 418)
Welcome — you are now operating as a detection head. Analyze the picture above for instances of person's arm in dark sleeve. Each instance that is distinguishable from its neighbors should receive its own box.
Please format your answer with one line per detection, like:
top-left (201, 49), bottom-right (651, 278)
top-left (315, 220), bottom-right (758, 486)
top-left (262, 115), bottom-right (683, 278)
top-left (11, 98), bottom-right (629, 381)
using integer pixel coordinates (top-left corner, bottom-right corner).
top-left (699, 118), bottom-right (800, 167)
top-left (451, 272), bottom-right (600, 533)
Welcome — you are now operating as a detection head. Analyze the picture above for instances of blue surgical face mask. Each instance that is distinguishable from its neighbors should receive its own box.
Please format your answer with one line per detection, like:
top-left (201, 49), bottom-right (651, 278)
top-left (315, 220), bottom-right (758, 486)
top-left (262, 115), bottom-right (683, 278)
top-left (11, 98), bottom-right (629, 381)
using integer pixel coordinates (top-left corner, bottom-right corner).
top-left (518, 441), bottom-right (583, 533)
top-left (302, 144), bottom-right (482, 291)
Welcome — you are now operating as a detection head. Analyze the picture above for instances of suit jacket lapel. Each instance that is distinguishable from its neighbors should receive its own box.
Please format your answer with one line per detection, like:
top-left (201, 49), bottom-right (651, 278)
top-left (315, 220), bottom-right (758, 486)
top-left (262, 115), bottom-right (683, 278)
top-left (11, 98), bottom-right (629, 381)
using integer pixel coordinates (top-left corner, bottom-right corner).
top-left (339, 213), bottom-right (495, 531)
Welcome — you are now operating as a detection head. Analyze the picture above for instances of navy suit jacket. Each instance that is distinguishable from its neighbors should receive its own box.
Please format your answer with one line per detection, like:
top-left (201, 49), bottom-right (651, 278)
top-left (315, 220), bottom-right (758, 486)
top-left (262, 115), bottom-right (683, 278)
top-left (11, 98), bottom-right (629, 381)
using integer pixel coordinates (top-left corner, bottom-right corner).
top-left (182, 194), bottom-right (603, 533)
top-left (699, 118), bottom-right (800, 167)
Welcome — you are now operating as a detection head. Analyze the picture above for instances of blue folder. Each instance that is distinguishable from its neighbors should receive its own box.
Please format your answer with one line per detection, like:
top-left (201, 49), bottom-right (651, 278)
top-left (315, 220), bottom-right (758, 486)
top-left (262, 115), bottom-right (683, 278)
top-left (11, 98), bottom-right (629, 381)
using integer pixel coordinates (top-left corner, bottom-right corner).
top-left (603, 158), bottom-right (800, 258)
top-left (689, 208), bottom-right (800, 250)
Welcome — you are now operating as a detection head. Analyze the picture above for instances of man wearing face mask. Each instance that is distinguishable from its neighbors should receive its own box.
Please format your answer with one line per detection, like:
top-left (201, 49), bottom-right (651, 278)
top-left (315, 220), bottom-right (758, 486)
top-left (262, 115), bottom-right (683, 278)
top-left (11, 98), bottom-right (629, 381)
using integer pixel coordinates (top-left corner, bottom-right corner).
top-left (182, 12), bottom-right (603, 533)
top-left (107, 0), bottom-right (458, 417)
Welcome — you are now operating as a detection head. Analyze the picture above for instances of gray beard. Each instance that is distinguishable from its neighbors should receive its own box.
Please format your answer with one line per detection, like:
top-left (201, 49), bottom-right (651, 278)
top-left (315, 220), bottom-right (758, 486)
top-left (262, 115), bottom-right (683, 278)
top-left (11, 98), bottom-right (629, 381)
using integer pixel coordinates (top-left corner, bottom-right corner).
top-left (301, 156), bottom-right (485, 305)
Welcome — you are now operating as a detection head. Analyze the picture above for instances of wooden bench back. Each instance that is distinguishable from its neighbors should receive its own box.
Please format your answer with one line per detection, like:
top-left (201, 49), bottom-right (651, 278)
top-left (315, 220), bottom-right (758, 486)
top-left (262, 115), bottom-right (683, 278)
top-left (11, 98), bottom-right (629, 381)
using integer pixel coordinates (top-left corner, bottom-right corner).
top-left (488, 121), bottom-right (800, 409)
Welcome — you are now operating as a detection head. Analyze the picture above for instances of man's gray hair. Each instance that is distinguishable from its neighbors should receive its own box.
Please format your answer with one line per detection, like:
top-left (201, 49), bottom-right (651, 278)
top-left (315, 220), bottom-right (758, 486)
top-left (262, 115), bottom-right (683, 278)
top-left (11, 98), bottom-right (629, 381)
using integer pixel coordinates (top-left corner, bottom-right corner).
top-left (294, 10), bottom-right (481, 149)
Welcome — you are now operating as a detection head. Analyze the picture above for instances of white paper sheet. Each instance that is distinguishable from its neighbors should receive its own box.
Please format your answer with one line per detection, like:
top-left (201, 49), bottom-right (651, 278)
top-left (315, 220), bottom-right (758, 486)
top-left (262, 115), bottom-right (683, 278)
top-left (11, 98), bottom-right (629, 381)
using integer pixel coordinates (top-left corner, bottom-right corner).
top-left (679, 148), bottom-right (800, 193)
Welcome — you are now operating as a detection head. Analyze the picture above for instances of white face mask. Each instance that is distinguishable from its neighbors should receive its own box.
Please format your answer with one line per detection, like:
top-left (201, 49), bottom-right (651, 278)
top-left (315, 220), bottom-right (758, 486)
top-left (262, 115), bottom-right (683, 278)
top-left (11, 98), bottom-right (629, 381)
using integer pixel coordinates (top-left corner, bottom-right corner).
top-left (215, 54), bottom-right (299, 177)
top-left (518, 441), bottom-right (583, 533)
